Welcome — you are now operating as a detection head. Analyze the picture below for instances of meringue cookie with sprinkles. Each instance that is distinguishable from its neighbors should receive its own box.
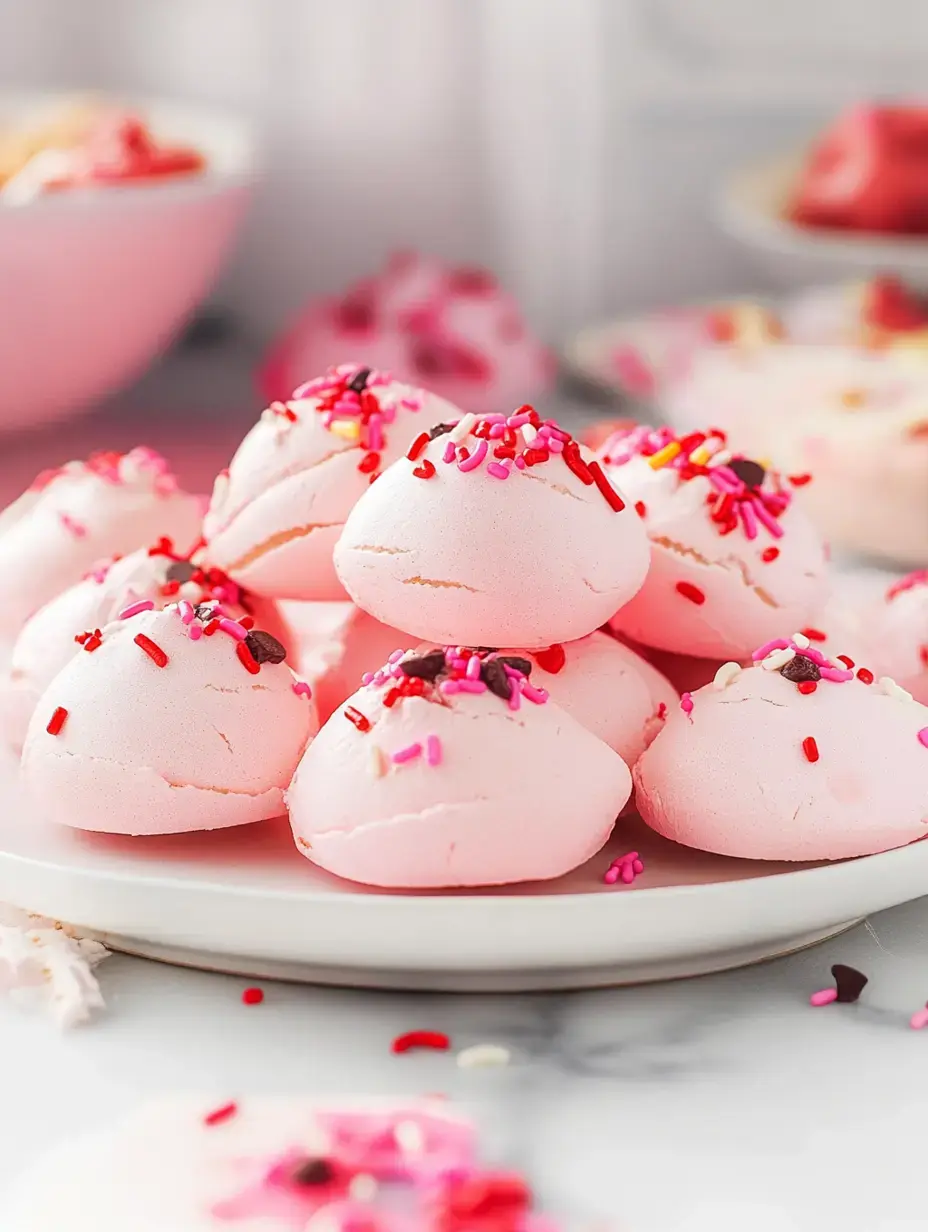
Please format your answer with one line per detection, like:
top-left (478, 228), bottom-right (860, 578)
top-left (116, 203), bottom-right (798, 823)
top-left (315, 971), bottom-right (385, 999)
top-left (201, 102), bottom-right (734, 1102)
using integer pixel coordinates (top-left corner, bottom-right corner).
top-left (334, 406), bottom-right (650, 648)
top-left (634, 634), bottom-right (928, 861)
top-left (0, 538), bottom-right (291, 754)
top-left (21, 603), bottom-right (317, 836)
top-left (203, 364), bottom-right (463, 602)
top-left (0, 448), bottom-right (202, 642)
top-left (861, 570), bottom-right (928, 706)
top-left (287, 645), bottom-right (631, 887)
top-left (600, 425), bottom-right (829, 660)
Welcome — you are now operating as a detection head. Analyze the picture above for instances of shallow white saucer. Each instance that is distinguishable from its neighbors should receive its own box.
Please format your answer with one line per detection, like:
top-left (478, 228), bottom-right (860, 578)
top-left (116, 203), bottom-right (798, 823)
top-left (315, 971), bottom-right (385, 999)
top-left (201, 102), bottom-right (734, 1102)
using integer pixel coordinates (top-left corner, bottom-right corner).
top-left (2, 751), bottom-right (927, 990)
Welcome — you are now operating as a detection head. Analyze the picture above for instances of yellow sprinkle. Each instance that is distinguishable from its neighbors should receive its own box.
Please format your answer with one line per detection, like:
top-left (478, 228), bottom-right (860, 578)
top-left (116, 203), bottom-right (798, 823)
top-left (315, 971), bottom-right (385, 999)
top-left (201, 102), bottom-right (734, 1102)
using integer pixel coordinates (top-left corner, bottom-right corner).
top-left (370, 745), bottom-right (387, 778)
top-left (840, 389), bottom-right (866, 409)
top-left (689, 446), bottom-right (712, 466)
top-left (647, 442), bottom-right (682, 469)
top-left (330, 420), bottom-right (361, 441)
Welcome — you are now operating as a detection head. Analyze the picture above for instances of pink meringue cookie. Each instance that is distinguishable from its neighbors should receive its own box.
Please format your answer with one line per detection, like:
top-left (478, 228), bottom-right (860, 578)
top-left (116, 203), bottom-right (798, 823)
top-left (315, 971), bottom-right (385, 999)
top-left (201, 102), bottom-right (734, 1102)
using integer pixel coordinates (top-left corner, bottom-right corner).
top-left (601, 425), bottom-right (829, 660)
top-left (335, 412), bottom-right (650, 648)
top-left (0, 447), bottom-right (202, 642)
top-left (0, 542), bottom-right (289, 753)
top-left (21, 605), bottom-right (316, 835)
top-left (862, 571), bottom-right (928, 705)
top-left (4, 1096), bottom-right (560, 1232)
top-left (635, 636), bottom-right (928, 861)
top-left (203, 364), bottom-right (463, 601)
top-left (287, 647), bottom-right (631, 887)
top-left (297, 603), bottom-right (410, 725)
top-left (261, 251), bottom-right (555, 418)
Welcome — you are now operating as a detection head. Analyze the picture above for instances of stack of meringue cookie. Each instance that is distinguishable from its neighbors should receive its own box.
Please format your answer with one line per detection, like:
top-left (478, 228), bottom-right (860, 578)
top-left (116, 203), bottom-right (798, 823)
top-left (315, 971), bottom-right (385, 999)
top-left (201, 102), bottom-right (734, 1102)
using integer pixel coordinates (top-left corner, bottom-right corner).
top-left (8, 364), bottom-right (928, 888)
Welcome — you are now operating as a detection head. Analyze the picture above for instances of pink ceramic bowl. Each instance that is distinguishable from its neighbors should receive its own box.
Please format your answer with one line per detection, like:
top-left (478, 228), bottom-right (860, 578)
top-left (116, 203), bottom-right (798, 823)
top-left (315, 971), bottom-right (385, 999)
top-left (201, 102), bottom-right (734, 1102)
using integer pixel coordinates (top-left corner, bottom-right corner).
top-left (0, 94), bottom-right (258, 430)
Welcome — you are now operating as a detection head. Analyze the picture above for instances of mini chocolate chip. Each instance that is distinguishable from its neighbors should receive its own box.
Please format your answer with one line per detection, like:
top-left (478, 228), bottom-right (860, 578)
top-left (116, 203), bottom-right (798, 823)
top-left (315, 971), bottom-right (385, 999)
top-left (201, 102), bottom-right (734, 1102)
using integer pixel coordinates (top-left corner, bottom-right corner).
top-left (400, 650), bottom-right (446, 681)
top-left (165, 559), bottom-right (196, 584)
top-left (728, 458), bottom-right (766, 488)
top-left (497, 655), bottom-right (532, 677)
top-left (779, 654), bottom-right (821, 683)
top-left (244, 630), bottom-right (287, 665)
top-left (291, 1157), bottom-right (334, 1187)
top-left (428, 422), bottom-right (456, 440)
top-left (194, 602), bottom-right (219, 620)
top-left (832, 963), bottom-right (868, 1004)
top-left (347, 366), bottom-right (372, 393)
top-left (480, 657), bottom-right (513, 700)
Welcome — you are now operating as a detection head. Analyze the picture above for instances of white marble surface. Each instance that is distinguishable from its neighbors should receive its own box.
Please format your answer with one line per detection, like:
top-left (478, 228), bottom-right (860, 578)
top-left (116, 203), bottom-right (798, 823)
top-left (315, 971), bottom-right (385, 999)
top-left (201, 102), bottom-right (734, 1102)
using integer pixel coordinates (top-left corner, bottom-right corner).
top-left (1, 900), bottom-right (928, 1230)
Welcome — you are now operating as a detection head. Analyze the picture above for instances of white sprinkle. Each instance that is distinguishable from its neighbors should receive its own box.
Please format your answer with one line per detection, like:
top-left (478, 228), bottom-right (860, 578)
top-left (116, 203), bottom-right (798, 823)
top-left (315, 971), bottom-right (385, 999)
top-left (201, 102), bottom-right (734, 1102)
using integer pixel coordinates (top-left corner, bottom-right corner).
top-left (393, 1120), bottom-right (425, 1154)
top-left (349, 1174), bottom-right (378, 1202)
top-left (456, 1044), bottom-right (511, 1069)
top-left (450, 413), bottom-right (477, 443)
top-left (521, 423), bottom-right (538, 445)
top-left (879, 676), bottom-right (914, 702)
top-left (706, 449), bottom-right (732, 468)
top-left (370, 746), bottom-right (387, 778)
top-left (713, 661), bottom-right (742, 690)
top-left (791, 632), bottom-right (811, 650)
top-left (762, 647), bottom-right (796, 671)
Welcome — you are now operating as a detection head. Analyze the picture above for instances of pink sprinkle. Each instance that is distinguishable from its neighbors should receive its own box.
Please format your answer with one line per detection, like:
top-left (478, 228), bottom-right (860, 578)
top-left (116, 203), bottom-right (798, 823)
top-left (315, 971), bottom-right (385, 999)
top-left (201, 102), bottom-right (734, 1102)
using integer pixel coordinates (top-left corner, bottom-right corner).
top-left (507, 412), bottom-right (533, 428)
top-left (292, 681), bottom-right (313, 698)
top-left (489, 423), bottom-right (506, 439)
top-left (59, 513), bottom-right (87, 539)
top-left (466, 654), bottom-right (482, 680)
top-left (486, 462), bottom-right (511, 480)
top-left (604, 867), bottom-right (620, 885)
top-left (739, 501), bottom-right (757, 540)
top-left (810, 988), bottom-right (839, 1007)
top-left (681, 692), bottom-right (694, 715)
top-left (918, 728), bottom-right (928, 748)
top-left (802, 647), bottom-right (830, 666)
top-left (910, 1006), bottom-right (928, 1030)
top-left (752, 499), bottom-right (785, 539)
top-left (119, 599), bottom-right (155, 620)
top-left (752, 638), bottom-right (791, 661)
top-left (508, 686), bottom-right (521, 711)
top-left (187, 622), bottom-right (203, 641)
top-left (546, 436), bottom-right (565, 454)
top-left (514, 456), bottom-right (526, 470)
top-left (819, 666), bottom-right (854, 683)
top-left (456, 678), bottom-right (487, 694)
top-left (218, 618), bottom-right (248, 642)
top-left (426, 735), bottom-right (442, 766)
top-left (440, 680), bottom-right (460, 695)
top-left (361, 672), bottom-right (374, 686)
top-left (620, 863), bottom-right (636, 884)
top-left (178, 600), bottom-right (195, 624)
top-left (442, 441), bottom-right (456, 464)
top-left (392, 742), bottom-right (422, 765)
top-left (520, 680), bottom-right (549, 705)
top-left (458, 439), bottom-right (488, 472)
top-left (388, 649), bottom-right (405, 664)
top-left (367, 414), bottom-right (384, 451)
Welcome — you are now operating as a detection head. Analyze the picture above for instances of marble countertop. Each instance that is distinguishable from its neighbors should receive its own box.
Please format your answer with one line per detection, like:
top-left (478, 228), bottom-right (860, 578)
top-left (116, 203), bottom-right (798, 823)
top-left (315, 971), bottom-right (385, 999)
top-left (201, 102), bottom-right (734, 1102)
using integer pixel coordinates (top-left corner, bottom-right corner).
top-left (1, 899), bottom-right (927, 1231)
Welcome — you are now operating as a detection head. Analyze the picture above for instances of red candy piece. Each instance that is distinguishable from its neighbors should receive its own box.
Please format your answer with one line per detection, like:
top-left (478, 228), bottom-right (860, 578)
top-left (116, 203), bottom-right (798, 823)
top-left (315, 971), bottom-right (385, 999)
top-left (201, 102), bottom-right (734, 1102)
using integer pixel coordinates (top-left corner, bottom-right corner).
top-left (390, 1030), bottom-right (451, 1054)
top-left (534, 644), bottom-right (566, 674)
top-left (675, 581), bottom-right (706, 606)
top-left (802, 736), bottom-right (820, 763)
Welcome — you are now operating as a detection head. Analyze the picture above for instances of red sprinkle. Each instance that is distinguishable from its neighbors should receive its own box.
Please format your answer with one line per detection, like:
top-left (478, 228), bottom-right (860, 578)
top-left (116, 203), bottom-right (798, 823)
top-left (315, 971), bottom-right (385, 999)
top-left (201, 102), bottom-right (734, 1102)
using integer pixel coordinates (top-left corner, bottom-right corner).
top-left (587, 460), bottom-right (626, 512)
top-left (391, 1030), bottom-right (451, 1054)
top-left (134, 634), bottom-right (168, 668)
top-left (46, 707), bottom-right (68, 736)
top-left (920, 647), bottom-right (928, 668)
top-left (204, 1101), bottom-right (239, 1127)
top-left (203, 618), bottom-right (221, 637)
top-left (857, 668), bottom-right (874, 684)
top-left (236, 641), bottom-right (260, 675)
top-left (239, 616), bottom-right (255, 630)
top-left (562, 440), bottom-right (594, 485)
top-left (837, 655), bottom-right (855, 669)
top-left (761, 546), bottom-right (780, 563)
top-left (241, 987), bottom-right (264, 1006)
top-left (800, 627), bottom-right (826, 642)
top-left (634, 500), bottom-right (647, 518)
top-left (798, 681), bottom-right (818, 695)
top-left (406, 432), bottom-right (430, 461)
top-left (675, 581), bottom-right (706, 605)
top-left (802, 736), bottom-right (820, 763)
top-left (344, 706), bottom-right (371, 733)
top-left (413, 459), bottom-right (436, 480)
top-left (358, 451), bottom-right (381, 474)
top-left (789, 473), bottom-right (813, 487)
top-left (534, 644), bottom-right (566, 674)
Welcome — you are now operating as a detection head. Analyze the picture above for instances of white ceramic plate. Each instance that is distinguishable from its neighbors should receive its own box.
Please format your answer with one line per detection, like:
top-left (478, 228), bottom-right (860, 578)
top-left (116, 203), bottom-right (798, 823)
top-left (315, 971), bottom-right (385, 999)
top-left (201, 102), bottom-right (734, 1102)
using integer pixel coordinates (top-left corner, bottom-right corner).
top-left (2, 752), bottom-right (928, 990)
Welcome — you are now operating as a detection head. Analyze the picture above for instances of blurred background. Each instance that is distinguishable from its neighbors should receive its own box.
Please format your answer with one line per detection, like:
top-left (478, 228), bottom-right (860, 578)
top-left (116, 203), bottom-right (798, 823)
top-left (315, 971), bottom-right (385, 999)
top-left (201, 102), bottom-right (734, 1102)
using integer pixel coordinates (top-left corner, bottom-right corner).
top-left (2, 0), bottom-right (928, 572)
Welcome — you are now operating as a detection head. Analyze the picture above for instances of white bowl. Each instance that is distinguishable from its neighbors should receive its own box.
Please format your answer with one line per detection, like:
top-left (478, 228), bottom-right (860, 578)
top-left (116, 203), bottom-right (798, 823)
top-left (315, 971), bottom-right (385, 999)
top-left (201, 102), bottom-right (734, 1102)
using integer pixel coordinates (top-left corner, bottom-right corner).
top-left (0, 93), bottom-right (258, 431)
top-left (718, 151), bottom-right (928, 291)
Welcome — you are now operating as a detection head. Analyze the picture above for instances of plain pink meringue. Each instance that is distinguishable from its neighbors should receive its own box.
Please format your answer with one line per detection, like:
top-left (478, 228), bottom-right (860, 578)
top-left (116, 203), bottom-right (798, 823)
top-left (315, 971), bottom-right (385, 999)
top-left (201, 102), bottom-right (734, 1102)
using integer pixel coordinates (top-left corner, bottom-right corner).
top-left (635, 636), bottom-right (928, 861)
top-left (203, 364), bottom-right (462, 602)
top-left (260, 251), bottom-right (555, 418)
top-left (21, 605), bottom-right (316, 835)
top-left (862, 571), bottom-right (928, 705)
top-left (287, 647), bottom-right (631, 887)
top-left (335, 412), bottom-right (649, 648)
top-left (0, 447), bottom-right (202, 643)
top-left (0, 542), bottom-right (288, 754)
top-left (601, 425), bottom-right (829, 660)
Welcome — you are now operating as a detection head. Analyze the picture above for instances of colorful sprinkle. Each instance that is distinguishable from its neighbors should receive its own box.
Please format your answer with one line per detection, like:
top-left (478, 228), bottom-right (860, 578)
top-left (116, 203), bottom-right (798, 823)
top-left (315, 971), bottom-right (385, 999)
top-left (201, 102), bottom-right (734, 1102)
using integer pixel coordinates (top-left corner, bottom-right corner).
top-left (918, 729), bottom-right (928, 749)
top-left (292, 681), bottom-right (313, 698)
top-left (392, 742), bottom-right (423, 765)
top-left (587, 460), bottom-right (626, 512)
top-left (391, 1030), bottom-right (451, 1054)
top-left (812, 964), bottom-right (870, 1005)
top-left (413, 459), bottom-right (436, 479)
top-left (761, 546), bottom-right (780, 562)
top-left (345, 706), bottom-right (371, 733)
top-left (236, 641), bottom-right (260, 675)
top-left (118, 599), bottom-right (154, 620)
top-left (58, 512), bottom-right (87, 538)
top-left (219, 618), bottom-right (249, 642)
top-left (456, 1044), bottom-right (512, 1069)
top-left (406, 432), bottom-right (430, 461)
top-left (800, 627), bottom-right (827, 642)
top-left (634, 500), bottom-right (647, 518)
top-left (46, 707), bottom-right (68, 736)
top-left (680, 692), bottom-right (694, 716)
top-left (534, 644), bottom-right (566, 675)
top-left (241, 987), bottom-right (264, 1006)
top-left (713, 662), bottom-right (741, 690)
top-left (134, 634), bottom-right (168, 668)
top-left (203, 1101), bottom-right (239, 1127)
top-left (798, 681), bottom-right (818, 695)
top-left (675, 581), bottom-right (706, 605)
top-left (802, 736), bottom-right (820, 763)
top-left (910, 1005), bottom-right (928, 1031)
top-left (789, 473), bottom-right (813, 487)
top-left (856, 668), bottom-right (874, 684)
top-left (426, 735), bottom-right (442, 766)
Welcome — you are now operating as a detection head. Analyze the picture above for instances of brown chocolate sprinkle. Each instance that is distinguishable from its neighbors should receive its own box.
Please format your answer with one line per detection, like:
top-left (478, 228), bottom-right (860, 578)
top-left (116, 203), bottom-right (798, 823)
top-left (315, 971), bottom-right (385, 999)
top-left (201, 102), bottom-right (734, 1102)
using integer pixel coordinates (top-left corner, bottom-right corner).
top-left (400, 650), bottom-right (447, 681)
top-left (291, 1157), bottom-right (335, 1187)
top-left (244, 630), bottom-right (287, 665)
top-left (728, 458), bottom-right (766, 489)
top-left (480, 657), bottom-right (513, 701)
top-left (497, 655), bottom-right (533, 677)
top-left (780, 654), bottom-right (822, 684)
top-left (165, 559), bottom-right (197, 585)
top-left (428, 422), bottom-right (457, 440)
top-left (832, 964), bottom-right (868, 1004)
top-left (346, 366), bottom-right (372, 393)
